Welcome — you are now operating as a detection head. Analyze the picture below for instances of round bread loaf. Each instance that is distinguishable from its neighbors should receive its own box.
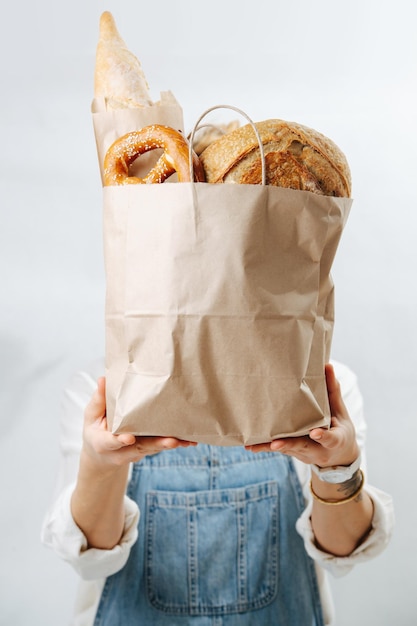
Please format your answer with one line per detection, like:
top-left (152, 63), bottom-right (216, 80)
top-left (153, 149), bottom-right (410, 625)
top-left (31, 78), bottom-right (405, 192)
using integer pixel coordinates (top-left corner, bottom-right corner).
top-left (199, 119), bottom-right (351, 197)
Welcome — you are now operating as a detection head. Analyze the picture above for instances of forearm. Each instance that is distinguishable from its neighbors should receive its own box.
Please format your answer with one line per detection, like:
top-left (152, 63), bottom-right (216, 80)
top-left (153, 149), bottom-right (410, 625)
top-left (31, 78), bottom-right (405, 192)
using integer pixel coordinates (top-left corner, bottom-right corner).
top-left (310, 471), bottom-right (374, 556)
top-left (71, 450), bottom-right (130, 550)
top-left (66, 376), bottom-right (195, 552)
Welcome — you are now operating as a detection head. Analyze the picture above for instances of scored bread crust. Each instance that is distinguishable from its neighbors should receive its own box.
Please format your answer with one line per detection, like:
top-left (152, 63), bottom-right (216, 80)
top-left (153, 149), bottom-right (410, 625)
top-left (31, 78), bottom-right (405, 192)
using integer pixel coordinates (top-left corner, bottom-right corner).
top-left (200, 119), bottom-right (351, 197)
top-left (94, 11), bottom-right (152, 109)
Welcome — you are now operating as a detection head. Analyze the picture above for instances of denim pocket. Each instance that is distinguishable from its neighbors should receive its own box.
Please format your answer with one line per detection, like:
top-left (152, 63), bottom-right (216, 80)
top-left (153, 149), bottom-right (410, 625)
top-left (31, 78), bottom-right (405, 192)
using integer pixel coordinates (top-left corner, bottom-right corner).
top-left (145, 481), bottom-right (278, 616)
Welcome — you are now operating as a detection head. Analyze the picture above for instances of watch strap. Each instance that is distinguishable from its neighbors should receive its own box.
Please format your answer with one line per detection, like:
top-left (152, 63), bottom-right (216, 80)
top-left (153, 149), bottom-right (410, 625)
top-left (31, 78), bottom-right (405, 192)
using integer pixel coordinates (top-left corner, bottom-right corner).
top-left (310, 454), bottom-right (362, 483)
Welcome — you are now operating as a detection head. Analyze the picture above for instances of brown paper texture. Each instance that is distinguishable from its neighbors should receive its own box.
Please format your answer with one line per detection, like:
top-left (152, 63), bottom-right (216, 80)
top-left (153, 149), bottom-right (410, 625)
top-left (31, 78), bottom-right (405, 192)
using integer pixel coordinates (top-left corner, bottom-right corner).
top-left (102, 182), bottom-right (352, 446)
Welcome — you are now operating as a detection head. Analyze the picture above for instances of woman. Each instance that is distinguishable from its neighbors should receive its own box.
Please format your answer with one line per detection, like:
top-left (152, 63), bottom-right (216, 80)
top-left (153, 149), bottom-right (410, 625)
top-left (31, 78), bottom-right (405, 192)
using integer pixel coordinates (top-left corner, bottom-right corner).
top-left (42, 359), bottom-right (394, 625)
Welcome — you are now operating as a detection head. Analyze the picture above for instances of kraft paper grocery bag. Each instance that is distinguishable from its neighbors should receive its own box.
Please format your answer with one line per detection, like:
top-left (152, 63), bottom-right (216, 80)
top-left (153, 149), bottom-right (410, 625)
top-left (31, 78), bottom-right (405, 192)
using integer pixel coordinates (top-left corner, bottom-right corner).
top-left (102, 179), bottom-right (351, 445)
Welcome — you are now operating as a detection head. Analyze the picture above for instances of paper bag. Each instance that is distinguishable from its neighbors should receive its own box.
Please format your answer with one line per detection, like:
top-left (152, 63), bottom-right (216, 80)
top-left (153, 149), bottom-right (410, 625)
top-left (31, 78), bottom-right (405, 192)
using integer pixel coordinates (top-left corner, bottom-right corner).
top-left (102, 177), bottom-right (351, 446)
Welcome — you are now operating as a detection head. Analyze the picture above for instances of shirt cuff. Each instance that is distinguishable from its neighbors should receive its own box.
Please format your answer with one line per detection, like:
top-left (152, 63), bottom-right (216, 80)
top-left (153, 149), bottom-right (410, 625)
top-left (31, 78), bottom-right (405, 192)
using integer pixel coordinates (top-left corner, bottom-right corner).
top-left (41, 483), bottom-right (140, 580)
top-left (296, 484), bottom-right (395, 577)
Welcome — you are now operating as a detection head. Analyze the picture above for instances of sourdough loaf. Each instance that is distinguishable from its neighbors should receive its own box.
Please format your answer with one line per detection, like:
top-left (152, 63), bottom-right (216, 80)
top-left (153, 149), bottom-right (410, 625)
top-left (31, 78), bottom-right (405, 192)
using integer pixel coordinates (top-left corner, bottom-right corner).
top-left (200, 119), bottom-right (351, 197)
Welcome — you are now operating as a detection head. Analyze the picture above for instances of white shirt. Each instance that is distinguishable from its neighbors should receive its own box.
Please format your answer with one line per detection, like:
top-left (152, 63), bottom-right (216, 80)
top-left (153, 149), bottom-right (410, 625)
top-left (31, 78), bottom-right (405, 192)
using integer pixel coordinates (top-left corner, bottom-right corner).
top-left (41, 359), bottom-right (394, 626)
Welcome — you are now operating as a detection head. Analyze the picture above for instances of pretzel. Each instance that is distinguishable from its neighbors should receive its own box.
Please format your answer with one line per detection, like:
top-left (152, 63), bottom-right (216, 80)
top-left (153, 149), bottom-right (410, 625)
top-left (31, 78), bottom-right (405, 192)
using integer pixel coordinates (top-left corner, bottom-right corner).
top-left (104, 124), bottom-right (205, 186)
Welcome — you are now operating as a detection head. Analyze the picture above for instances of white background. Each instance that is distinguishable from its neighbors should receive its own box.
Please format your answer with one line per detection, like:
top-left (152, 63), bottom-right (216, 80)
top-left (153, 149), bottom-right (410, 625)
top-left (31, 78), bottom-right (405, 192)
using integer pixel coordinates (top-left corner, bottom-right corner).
top-left (1, 1), bottom-right (416, 624)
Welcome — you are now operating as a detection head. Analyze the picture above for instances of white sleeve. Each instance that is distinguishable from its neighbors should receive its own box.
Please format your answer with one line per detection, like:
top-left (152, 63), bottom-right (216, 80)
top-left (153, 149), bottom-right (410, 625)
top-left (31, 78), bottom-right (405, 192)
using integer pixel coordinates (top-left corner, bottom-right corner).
top-left (40, 359), bottom-right (140, 580)
top-left (296, 483), bottom-right (394, 577)
top-left (295, 360), bottom-right (395, 577)
top-left (42, 483), bottom-right (139, 581)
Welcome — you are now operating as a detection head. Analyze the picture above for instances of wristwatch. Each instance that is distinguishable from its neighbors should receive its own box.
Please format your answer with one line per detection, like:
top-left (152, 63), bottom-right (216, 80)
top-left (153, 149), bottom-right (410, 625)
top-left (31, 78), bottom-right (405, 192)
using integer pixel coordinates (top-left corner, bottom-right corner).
top-left (310, 454), bottom-right (362, 484)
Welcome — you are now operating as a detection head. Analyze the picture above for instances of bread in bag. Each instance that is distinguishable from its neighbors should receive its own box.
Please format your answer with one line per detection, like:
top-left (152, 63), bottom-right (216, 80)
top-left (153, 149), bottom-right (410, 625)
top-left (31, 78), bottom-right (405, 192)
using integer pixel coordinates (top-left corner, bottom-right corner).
top-left (94, 11), bottom-right (152, 109)
top-left (200, 119), bottom-right (351, 197)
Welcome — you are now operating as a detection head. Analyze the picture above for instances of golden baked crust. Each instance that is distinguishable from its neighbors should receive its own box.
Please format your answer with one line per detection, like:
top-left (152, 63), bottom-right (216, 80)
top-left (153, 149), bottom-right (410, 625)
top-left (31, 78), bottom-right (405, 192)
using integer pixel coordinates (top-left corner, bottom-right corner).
top-left (94, 11), bottom-right (152, 109)
top-left (200, 119), bottom-right (351, 197)
top-left (103, 125), bottom-right (205, 185)
top-left (191, 121), bottom-right (240, 155)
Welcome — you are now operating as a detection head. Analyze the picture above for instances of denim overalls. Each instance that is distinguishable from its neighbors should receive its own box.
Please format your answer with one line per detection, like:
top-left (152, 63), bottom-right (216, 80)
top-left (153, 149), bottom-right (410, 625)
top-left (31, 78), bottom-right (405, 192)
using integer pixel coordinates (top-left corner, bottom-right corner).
top-left (94, 445), bottom-right (324, 625)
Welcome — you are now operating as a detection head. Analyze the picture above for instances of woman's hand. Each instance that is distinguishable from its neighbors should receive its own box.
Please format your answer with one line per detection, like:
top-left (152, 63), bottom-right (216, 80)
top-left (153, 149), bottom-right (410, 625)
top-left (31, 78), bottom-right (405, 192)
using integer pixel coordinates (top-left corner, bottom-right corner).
top-left (247, 363), bottom-right (373, 556)
top-left (245, 363), bottom-right (360, 468)
top-left (71, 377), bottom-right (196, 550)
top-left (82, 376), bottom-right (196, 471)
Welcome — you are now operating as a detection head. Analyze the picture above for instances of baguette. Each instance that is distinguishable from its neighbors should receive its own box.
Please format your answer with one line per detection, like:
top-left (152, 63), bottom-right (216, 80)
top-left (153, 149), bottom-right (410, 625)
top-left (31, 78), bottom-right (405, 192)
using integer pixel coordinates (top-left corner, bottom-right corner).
top-left (94, 11), bottom-right (152, 109)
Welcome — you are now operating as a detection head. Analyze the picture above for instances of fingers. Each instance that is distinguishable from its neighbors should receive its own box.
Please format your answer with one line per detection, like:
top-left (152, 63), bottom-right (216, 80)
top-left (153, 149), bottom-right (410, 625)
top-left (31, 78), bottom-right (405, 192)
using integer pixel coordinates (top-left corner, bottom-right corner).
top-left (309, 425), bottom-right (343, 452)
top-left (84, 379), bottom-right (135, 448)
top-left (325, 363), bottom-right (348, 420)
top-left (247, 364), bottom-right (359, 467)
top-left (82, 379), bottom-right (198, 467)
top-left (270, 435), bottom-right (320, 456)
top-left (98, 436), bottom-right (196, 466)
top-left (84, 377), bottom-right (107, 426)
top-left (106, 435), bottom-right (196, 454)
top-left (83, 378), bottom-right (136, 454)
top-left (116, 433), bottom-right (137, 446)
top-left (248, 428), bottom-right (351, 467)
top-left (245, 442), bottom-right (279, 454)
top-left (102, 432), bottom-right (136, 451)
top-left (259, 432), bottom-right (346, 467)
top-left (247, 436), bottom-right (320, 459)
top-left (134, 437), bottom-right (197, 454)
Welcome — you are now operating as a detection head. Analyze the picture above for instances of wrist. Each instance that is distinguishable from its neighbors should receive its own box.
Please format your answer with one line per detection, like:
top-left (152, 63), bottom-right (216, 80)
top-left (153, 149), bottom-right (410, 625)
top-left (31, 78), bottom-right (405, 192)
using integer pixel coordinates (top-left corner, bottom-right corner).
top-left (79, 446), bottom-right (130, 482)
top-left (72, 451), bottom-right (130, 551)
top-left (310, 468), bottom-right (365, 505)
top-left (311, 449), bottom-right (361, 484)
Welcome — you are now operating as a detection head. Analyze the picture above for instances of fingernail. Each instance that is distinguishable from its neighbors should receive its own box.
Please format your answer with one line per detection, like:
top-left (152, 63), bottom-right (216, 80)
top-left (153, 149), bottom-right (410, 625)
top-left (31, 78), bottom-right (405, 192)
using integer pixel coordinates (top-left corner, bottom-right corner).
top-left (310, 431), bottom-right (322, 440)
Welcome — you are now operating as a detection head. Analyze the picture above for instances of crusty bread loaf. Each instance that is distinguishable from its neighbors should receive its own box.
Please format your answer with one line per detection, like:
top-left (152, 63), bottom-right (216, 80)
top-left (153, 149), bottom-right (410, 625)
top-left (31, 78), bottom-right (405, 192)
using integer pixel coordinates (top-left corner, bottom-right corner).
top-left (191, 121), bottom-right (240, 155)
top-left (200, 119), bottom-right (351, 197)
top-left (94, 11), bottom-right (152, 109)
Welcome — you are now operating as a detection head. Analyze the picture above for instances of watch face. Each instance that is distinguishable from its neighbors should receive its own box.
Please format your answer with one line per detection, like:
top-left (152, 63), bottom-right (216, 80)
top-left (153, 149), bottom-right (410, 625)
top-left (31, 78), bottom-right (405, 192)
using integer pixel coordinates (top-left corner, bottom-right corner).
top-left (321, 470), bottom-right (351, 484)
top-left (312, 455), bottom-right (361, 483)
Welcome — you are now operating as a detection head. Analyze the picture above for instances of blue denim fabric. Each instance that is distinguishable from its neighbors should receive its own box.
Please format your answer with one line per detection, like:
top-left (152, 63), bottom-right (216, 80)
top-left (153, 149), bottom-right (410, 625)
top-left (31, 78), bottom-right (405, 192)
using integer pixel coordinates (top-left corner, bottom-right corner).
top-left (94, 446), bottom-right (324, 625)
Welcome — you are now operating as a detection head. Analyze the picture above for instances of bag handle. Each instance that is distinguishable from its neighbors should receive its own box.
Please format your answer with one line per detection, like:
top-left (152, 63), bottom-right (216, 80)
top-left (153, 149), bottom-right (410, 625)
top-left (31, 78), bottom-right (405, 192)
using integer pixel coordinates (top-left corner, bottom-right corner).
top-left (188, 105), bottom-right (266, 185)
